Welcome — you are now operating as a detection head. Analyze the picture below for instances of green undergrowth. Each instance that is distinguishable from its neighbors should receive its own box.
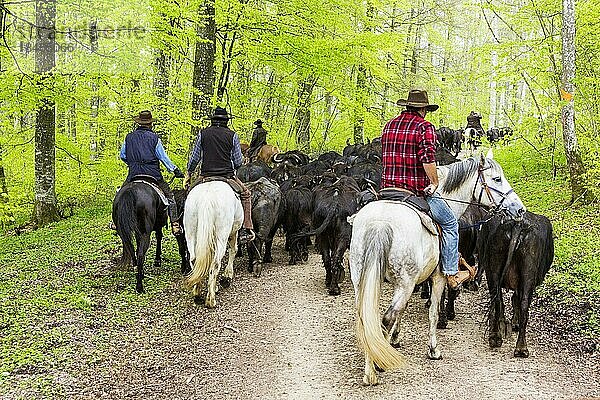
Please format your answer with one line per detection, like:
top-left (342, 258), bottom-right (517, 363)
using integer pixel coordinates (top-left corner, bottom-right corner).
top-left (494, 138), bottom-right (600, 340)
top-left (0, 205), bottom-right (186, 396)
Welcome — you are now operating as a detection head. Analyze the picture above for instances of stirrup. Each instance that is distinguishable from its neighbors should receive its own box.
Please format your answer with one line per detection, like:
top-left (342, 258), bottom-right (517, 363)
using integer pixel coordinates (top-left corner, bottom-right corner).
top-left (171, 222), bottom-right (182, 236)
top-left (459, 257), bottom-right (477, 281)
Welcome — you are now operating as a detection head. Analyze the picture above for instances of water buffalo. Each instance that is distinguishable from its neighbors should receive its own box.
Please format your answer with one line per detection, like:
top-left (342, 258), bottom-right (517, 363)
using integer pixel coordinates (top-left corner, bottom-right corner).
top-left (246, 177), bottom-right (283, 277)
top-left (478, 211), bottom-right (554, 357)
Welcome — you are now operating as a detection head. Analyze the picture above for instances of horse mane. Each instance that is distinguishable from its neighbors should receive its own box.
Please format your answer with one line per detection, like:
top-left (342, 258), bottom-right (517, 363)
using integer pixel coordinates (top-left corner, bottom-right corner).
top-left (441, 157), bottom-right (501, 193)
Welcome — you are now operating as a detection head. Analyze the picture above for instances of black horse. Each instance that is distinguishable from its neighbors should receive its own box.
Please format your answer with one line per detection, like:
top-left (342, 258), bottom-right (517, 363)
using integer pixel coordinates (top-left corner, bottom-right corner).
top-left (112, 180), bottom-right (168, 293)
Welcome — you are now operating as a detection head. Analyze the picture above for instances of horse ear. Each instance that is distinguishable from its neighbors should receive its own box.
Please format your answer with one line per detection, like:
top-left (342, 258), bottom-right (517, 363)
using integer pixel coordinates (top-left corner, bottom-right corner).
top-left (486, 148), bottom-right (494, 159)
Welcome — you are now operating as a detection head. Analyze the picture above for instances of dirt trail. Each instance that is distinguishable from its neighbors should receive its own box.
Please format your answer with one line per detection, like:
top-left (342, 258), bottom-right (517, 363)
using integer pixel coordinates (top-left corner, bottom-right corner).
top-left (18, 238), bottom-right (599, 400)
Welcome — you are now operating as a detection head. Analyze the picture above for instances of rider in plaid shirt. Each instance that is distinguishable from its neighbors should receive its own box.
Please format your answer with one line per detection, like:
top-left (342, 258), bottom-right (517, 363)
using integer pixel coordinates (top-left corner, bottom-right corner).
top-left (381, 90), bottom-right (475, 289)
top-left (381, 109), bottom-right (437, 196)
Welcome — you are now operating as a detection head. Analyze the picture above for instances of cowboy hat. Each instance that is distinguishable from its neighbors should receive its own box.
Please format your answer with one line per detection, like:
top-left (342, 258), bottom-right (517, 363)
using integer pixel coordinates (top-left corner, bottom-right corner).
top-left (254, 119), bottom-right (263, 125)
top-left (396, 90), bottom-right (439, 112)
top-left (210, 107), bottom-right (230, 121)
top-left (133, 110), bottom-right (155, 124)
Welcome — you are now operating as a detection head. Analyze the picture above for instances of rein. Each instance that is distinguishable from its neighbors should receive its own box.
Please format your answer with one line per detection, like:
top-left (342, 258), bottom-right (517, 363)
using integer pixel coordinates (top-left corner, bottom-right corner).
top-left (435, 159), bottom-right (515, 228)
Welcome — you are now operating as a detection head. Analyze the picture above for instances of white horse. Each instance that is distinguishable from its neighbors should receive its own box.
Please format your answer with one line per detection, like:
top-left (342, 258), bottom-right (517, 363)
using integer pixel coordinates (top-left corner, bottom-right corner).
top-left (184, 181), bottom-right (244, 308)
top-left (349, 152), bottom-right (526, 385)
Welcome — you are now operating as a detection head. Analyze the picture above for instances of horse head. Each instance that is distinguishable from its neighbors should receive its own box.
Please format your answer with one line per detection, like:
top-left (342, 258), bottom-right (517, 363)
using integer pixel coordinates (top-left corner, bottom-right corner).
top-left (476, 152), bottom-right (526, 220)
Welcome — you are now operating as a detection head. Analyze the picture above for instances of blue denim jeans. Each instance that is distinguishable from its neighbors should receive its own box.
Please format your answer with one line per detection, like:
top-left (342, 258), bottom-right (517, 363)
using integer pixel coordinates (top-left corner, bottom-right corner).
top-left (426, 193), bottom-right (459, 275)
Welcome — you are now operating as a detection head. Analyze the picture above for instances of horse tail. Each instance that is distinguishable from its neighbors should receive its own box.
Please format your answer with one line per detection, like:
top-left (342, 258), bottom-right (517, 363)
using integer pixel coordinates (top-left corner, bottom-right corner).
top-left (115, 188), bottom-right (139, 265)
top-left (186, 197), bottom-right (218, 288)
top-left (356, 222), bottom-right (406, 371)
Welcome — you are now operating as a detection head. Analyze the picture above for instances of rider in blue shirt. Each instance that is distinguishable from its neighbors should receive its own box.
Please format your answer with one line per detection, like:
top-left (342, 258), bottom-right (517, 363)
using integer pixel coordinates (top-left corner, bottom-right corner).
top-left (119, 110), bottom-right (184, 235)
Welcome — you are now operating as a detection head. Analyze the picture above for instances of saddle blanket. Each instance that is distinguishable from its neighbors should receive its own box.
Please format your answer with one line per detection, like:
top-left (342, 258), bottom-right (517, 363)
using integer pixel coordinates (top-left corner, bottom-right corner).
top-left (356, 188), bottom-right (438, 236)
top-left (133, 180), bottom-right (170, 206)
top-left (379, 200), bottom-right (438, 236)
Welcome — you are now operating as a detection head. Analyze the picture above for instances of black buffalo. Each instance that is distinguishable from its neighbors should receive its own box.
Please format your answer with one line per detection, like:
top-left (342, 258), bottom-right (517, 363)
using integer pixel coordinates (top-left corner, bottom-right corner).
top-left (478, 211), bottom-right (554, 357)
top-left (281, 176), bottom-right (314, 265)
top-left (246, 178), bottom-right (283, 277)
top-left (296, 176), bottom-right (360, 295)
top-left (237, 160), bottom-right (272, 183)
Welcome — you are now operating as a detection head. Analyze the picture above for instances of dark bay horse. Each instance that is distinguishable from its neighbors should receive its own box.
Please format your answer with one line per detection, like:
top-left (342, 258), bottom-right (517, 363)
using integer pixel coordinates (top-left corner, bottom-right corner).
top-left (112, 180), bottom-right (168, 293)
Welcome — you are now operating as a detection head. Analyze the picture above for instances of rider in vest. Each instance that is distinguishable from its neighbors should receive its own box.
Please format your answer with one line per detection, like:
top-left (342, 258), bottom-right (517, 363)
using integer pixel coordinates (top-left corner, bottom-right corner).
top-left (247, 119), bottom-right (268, 162)
top-left (120, 110), bottom-right (184, 235)
top-left (381, 90), bottom-right (475, 289)
top-left (184, 107), bottom-right (256, 244)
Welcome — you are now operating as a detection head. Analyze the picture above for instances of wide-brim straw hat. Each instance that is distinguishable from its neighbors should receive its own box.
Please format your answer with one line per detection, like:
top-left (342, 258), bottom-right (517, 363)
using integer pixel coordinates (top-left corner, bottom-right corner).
top-left (396, 89), bottom-right (439, 112)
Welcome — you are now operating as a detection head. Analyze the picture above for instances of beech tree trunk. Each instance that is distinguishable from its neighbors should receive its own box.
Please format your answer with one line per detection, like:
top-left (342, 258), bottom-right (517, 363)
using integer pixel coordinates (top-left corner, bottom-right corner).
top-left (294, 75), bottom-right (317, 152)
top-left (89, 21), bottom-right (100, 160)
top-left (33, 0), bottom-right (61, 226)
top-left (561, 0), bottom-right (585, 200)
top-left (190, 0), bottom-right (216, 147)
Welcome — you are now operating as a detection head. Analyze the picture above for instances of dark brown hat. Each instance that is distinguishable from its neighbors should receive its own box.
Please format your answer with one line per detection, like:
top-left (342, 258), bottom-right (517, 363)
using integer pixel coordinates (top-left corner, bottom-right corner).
top-left (254, 119), bottom-right (263, 126)
top-left (210, 107), bottom-right (230, 121)
top-left (133, 110), bottom-right (155, 124)
top-left (396, 90), bottom-right (439, 112)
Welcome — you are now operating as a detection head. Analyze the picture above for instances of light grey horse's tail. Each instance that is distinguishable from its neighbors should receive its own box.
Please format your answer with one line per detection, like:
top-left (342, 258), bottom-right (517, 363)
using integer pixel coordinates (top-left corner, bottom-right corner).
top-left (356, 222), bottom-right (406, 371)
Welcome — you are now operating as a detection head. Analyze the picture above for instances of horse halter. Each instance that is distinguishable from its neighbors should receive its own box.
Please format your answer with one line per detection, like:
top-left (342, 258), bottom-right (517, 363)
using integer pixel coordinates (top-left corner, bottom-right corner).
top-left (473, 160), bottom-right (514, 212)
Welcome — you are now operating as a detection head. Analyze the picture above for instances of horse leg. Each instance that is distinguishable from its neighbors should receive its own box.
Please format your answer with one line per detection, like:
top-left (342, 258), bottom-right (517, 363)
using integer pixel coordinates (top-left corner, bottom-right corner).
top-left (382, 284), bottom-right (413, 348)
top-left (153, 228), bottom-right (163, 269)
top-left (437, 286), bottom-right (448, 330)
top-left (221, 233), bottom-right (238, 289)
top-left (135, 234), bottom-right (151, 294)
top-left (514, 288), bottom-right (533, 358)
top-left (427, 272), bottom-right (445, 360)
top-left (363, 352), bottom-right (378, 386)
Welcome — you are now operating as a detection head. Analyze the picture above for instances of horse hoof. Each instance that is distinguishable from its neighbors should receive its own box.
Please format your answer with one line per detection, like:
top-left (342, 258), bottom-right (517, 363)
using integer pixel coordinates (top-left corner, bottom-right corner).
top-left (514, 348), bottom-right (529, 358)
top-left (363, 373), bottom-right (378, 386)
top-left (220, 277), bottom-right (232, 289)
top-left (253, 264), bottom-right (263, 277)
top-left (489, 336), bottom-right (503, 348)
top-left (428, 347), bottom-right (442, 360)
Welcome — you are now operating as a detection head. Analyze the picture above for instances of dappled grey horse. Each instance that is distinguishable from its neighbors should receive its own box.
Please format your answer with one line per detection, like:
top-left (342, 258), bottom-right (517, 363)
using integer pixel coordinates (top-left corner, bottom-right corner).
top-left (349, 152), bottom-right (526, 385)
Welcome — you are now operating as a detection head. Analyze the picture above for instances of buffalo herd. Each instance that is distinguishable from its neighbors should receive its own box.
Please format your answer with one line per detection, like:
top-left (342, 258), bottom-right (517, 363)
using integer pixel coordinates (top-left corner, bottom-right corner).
top-left (173, 134), bottom-right (553, 358)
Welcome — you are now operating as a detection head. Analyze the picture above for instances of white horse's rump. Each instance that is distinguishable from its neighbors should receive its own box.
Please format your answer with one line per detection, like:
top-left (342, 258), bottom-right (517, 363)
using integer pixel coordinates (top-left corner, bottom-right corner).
top-left (184, 181), bottom-right (244, 308)
top-left (350, 155), bottom-right (526, 385)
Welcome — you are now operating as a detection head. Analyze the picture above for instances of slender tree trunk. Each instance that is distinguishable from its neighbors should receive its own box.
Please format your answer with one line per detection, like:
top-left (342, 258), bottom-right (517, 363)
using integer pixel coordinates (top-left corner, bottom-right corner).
top-left (89, 20), bottom-right (100, 160)
top-left (561, 0), bottom-right (585, 200)
top-left (353, 64), bottom-right (367, 145)
top-left (33, 0), bottom-right (60, 226)
top-left (263, 70), bottom-right (275, 121)
top-left (190, 0), bottom-right (216, 147)
top-left (294, 75), bottom-right (317, 152)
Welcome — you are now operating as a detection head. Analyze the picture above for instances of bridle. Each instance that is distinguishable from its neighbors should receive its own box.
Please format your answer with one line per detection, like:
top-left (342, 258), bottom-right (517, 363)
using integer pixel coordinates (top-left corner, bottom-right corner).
top-left (472, 159), bottom-right (514, 213)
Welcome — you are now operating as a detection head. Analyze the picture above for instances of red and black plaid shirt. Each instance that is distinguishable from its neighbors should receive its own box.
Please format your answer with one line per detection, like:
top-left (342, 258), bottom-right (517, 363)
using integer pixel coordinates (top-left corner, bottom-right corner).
top-left (381, 110), bottom-right (437, 196)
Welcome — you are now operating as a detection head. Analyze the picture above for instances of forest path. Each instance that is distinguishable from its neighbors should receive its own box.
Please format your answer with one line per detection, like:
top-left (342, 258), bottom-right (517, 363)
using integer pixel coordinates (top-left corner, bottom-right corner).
top-left (22, 237), bottom-right (599, 400)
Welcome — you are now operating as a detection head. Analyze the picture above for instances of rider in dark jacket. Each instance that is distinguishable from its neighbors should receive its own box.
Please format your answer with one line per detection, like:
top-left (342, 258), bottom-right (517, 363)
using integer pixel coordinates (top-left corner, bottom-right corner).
top-left (184, 107), bottom-right (255, 244)
top-left (247, 119), bottom-right (268, 162)
top-left (120, 110), bottom-right (184, 235)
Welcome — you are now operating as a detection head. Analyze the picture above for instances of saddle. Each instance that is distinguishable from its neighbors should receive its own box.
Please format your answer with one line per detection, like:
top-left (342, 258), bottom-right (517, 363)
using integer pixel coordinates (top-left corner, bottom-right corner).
top-left (130, 177), bottom-right (170, 206)
top-left (188, 175), bottom-right (243, 197)
top-left (359, 187), bottom-right (438, 236)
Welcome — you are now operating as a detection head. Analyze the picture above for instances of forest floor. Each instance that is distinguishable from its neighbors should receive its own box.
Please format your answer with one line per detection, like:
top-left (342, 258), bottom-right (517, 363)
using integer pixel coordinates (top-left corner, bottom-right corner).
top-left (2, 233), bottom-right (599, 400)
